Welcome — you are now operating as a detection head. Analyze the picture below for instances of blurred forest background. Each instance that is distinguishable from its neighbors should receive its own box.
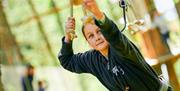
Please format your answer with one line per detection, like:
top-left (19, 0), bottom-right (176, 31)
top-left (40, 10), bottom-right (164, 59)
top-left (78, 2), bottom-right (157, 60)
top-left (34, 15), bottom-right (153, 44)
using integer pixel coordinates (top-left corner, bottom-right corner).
top-left (0, 0), bottom-right (180, 91)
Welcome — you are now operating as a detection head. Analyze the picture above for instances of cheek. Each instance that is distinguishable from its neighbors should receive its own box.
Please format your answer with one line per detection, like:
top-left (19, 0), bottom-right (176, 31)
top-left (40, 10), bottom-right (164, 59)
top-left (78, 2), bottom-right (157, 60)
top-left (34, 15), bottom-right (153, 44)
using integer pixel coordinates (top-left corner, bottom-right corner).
top-left (100, 35), bottom-right (107, 43)
top-left (87, 39), bottom-right (96, 48)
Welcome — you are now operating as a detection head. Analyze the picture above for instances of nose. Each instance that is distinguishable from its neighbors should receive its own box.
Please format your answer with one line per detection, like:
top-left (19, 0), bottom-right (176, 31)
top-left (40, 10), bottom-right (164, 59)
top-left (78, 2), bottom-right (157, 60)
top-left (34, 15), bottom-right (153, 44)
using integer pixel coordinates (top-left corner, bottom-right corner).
top-left (95, 33), bottom-right (101, 41)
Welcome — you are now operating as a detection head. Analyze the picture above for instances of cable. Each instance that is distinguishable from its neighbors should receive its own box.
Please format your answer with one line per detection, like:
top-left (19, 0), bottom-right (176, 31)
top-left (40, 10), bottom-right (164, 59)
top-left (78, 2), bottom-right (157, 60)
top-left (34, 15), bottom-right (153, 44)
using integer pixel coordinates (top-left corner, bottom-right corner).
top-left (119, 0), bottom-right (127, 32)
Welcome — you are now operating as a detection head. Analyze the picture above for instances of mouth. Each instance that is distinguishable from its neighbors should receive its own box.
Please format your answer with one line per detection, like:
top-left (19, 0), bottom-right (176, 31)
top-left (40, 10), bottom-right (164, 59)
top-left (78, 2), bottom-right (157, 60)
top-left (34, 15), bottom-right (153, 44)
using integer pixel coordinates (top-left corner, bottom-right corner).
top-left (96, 41), bottom-right (104, 46)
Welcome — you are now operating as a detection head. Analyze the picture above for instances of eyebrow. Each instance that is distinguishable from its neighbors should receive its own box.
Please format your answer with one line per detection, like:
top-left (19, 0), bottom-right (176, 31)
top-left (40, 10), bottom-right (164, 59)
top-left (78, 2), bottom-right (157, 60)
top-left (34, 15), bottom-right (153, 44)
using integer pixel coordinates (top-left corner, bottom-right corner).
top-left (96, 27), bottom-right (100, 31)
top-left (86, 32), bottom-right (92, 36)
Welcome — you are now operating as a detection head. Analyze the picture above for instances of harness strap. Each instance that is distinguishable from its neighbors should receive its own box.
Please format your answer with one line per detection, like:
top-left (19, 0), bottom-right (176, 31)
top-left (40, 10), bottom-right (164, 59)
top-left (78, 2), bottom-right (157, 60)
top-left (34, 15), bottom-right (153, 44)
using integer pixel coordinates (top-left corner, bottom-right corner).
top-left (159, 75), bottom-right (169, 91)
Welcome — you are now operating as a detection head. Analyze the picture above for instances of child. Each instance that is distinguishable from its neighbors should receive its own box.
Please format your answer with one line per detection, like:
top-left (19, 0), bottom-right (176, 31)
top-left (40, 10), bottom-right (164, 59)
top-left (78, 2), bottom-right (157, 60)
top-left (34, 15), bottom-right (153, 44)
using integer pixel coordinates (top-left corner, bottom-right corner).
top-left (58, 0), bottom-right (171, 91)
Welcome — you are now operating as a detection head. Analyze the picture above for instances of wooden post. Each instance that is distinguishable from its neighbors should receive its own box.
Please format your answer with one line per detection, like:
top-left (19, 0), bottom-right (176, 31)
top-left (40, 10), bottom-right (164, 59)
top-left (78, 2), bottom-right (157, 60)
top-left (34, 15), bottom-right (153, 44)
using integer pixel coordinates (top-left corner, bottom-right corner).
top-left (153, 54), bottom-right (180, 91)
top-left (0, 65), bottom-right (4, 91)
top-left (165, 55), bottom-right (180, 91)
top-left (166, 61), bottom-right (180, 91)
top-left (138, 28), bottom-right (170, 58)
top-left (136, 28), bottom-right (180, 91)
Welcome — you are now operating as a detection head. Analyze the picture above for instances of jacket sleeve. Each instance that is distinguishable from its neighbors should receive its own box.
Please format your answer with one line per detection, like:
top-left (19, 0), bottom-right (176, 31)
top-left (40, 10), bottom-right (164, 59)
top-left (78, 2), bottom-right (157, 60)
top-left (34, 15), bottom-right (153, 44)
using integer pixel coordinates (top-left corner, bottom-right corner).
top-left (58, 37), bottom-right (93, 73)
top-left (95, 15), bottom-right (159, 77)
top-left (95, 15), bottom-right (145, 63)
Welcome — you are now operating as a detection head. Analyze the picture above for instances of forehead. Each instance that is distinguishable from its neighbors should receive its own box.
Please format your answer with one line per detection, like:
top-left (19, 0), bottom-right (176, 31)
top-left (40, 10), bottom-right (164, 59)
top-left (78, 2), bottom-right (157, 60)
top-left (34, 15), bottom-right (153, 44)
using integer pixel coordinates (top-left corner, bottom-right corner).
top-left (84, 24), bottom-right (99, 34)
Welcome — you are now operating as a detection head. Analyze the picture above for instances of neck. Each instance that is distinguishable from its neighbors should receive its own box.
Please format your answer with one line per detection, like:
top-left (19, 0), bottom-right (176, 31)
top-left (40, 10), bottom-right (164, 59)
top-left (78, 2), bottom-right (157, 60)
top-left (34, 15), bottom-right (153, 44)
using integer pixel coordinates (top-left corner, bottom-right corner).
top-left (99, 48), bottom-right (108, 57)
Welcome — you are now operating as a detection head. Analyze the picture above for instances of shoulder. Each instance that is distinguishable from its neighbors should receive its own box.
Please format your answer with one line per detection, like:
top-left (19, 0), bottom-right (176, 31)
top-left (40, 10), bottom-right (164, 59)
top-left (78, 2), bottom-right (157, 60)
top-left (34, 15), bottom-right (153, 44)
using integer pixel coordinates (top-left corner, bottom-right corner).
top-left (83, 49), bottom-right (98, 57)
top-left (79, 49), bottom-right (100, 63)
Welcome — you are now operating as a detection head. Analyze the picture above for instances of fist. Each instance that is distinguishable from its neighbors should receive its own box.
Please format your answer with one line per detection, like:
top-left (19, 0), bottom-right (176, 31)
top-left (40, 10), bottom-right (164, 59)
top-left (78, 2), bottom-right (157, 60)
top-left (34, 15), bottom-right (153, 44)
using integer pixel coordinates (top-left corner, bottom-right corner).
top-left (65, 17), bottom-right (76, 42)
top-left (83, 0), bottom-right (103, 19)
top-left (83, 0), bottom-right (98, 13)
top-left (65, 17), bottom-right (75, 33)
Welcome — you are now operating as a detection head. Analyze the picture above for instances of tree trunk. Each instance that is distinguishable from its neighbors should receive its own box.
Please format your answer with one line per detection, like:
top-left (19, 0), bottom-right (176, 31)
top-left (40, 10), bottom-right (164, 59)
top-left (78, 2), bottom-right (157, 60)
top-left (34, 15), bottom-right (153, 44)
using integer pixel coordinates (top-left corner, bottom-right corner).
top-left (0, 65), bottom-right (4, 91)
top-left (0, 0), bottom-right (26, 90)
top-left (27, 0), bottom-right (58, 65)
top-left (0, 0), bottom-right (25, 65)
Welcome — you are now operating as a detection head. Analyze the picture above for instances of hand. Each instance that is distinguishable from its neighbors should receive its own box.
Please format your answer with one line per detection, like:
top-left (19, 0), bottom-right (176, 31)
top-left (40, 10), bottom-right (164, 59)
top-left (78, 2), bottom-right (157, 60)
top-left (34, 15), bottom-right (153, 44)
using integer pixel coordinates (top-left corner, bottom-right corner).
top-left (65, 17), bottom-right (75, 43)
top-left (83, 0), bottom-right (104, 19)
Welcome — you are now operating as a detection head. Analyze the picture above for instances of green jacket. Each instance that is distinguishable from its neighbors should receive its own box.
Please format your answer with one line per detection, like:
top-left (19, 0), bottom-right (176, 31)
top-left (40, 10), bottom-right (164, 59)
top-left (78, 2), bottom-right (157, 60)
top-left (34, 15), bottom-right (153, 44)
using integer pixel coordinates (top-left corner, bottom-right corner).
top-left (58, 15), bottom-right (161, 91)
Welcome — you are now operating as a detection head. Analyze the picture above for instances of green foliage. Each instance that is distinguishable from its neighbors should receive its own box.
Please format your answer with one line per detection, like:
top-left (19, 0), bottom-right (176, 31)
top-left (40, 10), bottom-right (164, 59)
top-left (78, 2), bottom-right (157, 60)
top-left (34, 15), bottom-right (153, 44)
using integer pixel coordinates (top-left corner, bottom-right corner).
top-left (4, 0), bottom-right (124, 66)
top-left (174, 0), bottom-right (180, 4)
top-left (2, 0), bottom-right (180, 91)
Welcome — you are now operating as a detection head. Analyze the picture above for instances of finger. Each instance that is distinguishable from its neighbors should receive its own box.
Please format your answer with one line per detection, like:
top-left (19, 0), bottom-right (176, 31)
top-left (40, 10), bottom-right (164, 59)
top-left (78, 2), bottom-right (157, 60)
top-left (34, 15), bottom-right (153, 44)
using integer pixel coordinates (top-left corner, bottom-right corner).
top-left (66, 20), bottom-right (75, 25)
top-left (66, 22), bottom-right (75, 26)
top-left (66, 25), bottom-right (75, 30)
top-left (67, 20), bottom-right (75, 25)
top-left (66, 22), bottom-right (75, 27)
top-left (66, 24), bottom-right (75, 29)
top-left (66, 23), bottom-right (75, 28)
top-left (66, 21), bottom-right (75, 27)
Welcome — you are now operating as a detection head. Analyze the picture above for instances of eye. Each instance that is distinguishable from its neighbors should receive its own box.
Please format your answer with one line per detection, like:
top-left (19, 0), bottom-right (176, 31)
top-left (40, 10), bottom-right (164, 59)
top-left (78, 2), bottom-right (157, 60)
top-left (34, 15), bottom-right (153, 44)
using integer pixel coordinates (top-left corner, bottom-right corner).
top-left (97, 30), bottom-right (101, 34)
top-left (88, 34), bottom-right (94, 39)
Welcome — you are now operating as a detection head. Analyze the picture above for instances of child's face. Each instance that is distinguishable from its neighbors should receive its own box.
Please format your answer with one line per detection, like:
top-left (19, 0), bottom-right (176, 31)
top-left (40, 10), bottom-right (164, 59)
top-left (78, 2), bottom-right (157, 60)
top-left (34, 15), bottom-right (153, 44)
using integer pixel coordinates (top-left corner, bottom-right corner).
top-left (84, 23), bottom-right (109, 51)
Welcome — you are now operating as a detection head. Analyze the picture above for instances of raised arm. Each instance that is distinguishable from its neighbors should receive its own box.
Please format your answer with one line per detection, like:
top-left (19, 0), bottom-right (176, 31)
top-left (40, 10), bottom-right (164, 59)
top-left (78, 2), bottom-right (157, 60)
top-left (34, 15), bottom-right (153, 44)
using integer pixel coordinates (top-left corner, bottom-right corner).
top-left (95, 16), bottom-right (139, 59)
top-left (83, 0), bottom-right (142, 60)
top-left (58, 17), bottom-right (92, 73)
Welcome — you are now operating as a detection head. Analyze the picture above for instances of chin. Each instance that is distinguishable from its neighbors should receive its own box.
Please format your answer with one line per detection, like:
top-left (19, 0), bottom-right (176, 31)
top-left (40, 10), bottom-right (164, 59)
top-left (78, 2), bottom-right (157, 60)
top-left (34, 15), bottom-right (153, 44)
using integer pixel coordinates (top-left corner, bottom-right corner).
top-left (96, 45), bottom-right (108, 51)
